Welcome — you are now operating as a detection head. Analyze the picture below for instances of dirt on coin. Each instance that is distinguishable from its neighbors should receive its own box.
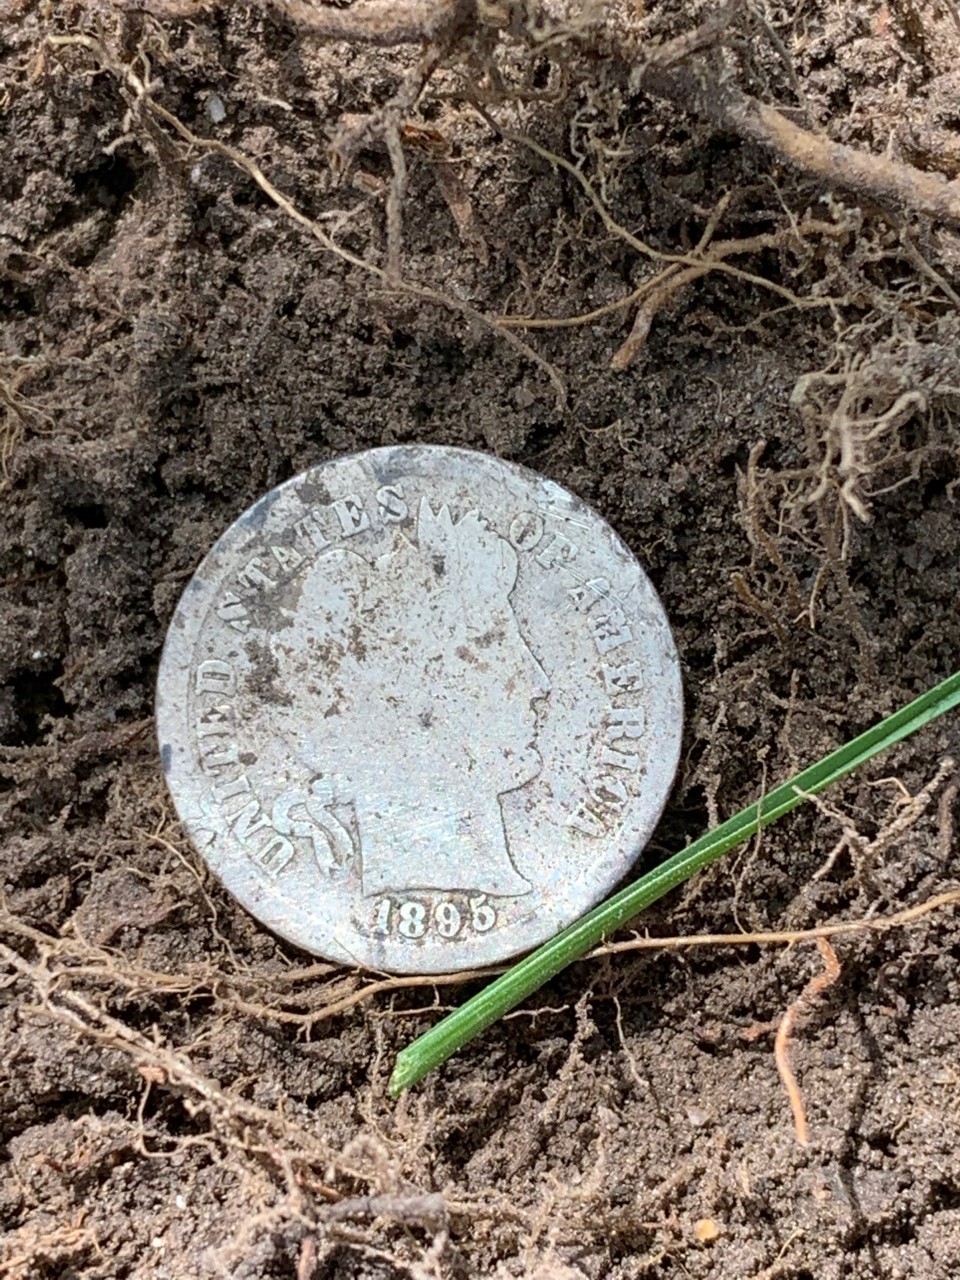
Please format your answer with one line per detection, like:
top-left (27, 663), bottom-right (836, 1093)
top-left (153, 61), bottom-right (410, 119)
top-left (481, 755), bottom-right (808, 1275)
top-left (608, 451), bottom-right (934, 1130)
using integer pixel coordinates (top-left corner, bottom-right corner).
top-left (2, 3), bottom-right (960, 1278)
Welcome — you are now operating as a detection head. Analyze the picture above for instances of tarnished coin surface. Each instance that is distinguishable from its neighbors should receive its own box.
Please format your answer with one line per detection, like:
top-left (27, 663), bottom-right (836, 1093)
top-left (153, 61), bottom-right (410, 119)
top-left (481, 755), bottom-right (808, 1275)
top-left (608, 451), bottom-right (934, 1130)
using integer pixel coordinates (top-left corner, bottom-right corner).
top-left (157, 446), bottom-right (683, 973)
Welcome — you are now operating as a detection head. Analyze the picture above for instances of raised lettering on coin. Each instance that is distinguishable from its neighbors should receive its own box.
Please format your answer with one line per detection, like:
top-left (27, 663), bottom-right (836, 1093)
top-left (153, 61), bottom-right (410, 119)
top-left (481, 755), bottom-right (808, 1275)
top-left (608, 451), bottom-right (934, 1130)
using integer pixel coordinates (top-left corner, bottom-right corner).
top-left (156, 446), bottom-right (682, 974)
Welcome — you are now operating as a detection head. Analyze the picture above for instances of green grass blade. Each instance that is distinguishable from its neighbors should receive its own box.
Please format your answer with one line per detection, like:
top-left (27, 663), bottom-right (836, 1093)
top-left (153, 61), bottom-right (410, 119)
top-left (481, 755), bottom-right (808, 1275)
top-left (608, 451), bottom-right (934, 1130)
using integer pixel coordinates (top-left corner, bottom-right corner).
top-left (389, 669), bottom-right (960, 1097)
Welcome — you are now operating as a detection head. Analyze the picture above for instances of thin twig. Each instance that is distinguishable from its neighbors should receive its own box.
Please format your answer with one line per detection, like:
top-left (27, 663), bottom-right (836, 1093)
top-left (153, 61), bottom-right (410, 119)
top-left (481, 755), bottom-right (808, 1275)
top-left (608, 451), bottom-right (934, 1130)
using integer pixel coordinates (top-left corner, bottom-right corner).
top-left (484, 113), bottom-right (845, 304)
top-left (638, 43), bottom-right (960, 228)
top-left (5, 890), bottom-right (958, 1024)
top-left (482, 117), bottom-right (846, 362)
top-left (589, 888), bottom-right (960, 958)
top-left (384, 126), bottom-right (408, 282)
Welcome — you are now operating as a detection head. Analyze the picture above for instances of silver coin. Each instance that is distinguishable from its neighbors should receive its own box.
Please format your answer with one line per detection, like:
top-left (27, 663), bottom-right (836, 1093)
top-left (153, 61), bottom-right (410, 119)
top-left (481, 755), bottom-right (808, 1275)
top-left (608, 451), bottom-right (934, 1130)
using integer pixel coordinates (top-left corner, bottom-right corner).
top-left (156, 446), bottom-right (683, 973)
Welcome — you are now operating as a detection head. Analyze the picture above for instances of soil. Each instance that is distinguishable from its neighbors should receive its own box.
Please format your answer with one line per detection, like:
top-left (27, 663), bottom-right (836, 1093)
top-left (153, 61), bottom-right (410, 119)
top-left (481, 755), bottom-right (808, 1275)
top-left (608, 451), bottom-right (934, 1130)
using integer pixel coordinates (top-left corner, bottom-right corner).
top-left (2, 3), bottom-right (960, 1278)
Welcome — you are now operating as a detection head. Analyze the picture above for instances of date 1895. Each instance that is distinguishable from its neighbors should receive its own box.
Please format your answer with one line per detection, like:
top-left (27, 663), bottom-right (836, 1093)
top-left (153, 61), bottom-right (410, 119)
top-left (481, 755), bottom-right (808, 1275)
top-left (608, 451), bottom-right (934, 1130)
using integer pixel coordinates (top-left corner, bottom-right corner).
top-left (373, 895), bottom-right (497, 941)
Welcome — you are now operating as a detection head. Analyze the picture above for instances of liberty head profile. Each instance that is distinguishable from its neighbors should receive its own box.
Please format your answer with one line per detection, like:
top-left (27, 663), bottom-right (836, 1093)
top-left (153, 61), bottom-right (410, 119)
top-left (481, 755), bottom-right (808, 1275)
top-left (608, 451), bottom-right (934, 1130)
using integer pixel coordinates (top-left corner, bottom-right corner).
top-left (269, 498), bottom-right (551, 898)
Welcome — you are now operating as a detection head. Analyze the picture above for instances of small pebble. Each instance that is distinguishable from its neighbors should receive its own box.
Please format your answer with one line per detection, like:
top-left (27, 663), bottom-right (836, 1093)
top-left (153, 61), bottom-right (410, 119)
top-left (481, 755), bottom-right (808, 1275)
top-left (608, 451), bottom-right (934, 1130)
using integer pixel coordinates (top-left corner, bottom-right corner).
top-left (206, 93), bottom-right (226, 124)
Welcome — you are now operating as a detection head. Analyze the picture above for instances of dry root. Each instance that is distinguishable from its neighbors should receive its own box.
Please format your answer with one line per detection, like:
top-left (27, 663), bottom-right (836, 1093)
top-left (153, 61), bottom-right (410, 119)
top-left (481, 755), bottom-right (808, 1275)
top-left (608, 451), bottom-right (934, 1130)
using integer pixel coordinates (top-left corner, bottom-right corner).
top-left (635, 1), bottom-right (960, 228)
top-left (0, 359), bottom-right (56, 489)
top-left (34, 0), bottom-right (960, 428)
top-left (772, 937), bottom-right (841, 1146)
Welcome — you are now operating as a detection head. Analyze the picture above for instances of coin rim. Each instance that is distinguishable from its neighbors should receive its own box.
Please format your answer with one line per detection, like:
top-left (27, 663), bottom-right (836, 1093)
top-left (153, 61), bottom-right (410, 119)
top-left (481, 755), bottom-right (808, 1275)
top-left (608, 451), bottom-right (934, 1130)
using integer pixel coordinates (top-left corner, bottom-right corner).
top-left (156, 444), bottom-right (684, 971)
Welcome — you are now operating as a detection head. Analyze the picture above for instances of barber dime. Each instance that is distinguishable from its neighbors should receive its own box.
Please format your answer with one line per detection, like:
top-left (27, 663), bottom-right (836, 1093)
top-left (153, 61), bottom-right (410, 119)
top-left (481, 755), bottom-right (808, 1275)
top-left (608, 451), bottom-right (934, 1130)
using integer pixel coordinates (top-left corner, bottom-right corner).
top-left (157, 446), bottom-right (683, 973)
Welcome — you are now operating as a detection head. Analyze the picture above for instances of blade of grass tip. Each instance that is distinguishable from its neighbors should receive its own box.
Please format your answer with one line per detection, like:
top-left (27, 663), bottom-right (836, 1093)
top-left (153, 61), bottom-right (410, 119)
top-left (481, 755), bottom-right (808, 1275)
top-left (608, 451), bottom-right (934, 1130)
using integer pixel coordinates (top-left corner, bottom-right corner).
top-left (389, 669), bottom-right (960, 1096)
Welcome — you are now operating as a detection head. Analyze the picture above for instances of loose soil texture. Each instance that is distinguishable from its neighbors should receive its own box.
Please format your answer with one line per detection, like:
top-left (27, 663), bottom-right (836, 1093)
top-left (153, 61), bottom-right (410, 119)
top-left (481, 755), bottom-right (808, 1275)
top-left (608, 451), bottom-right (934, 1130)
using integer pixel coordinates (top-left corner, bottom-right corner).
top-left (2, 3), bottom-right (960, 1278)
